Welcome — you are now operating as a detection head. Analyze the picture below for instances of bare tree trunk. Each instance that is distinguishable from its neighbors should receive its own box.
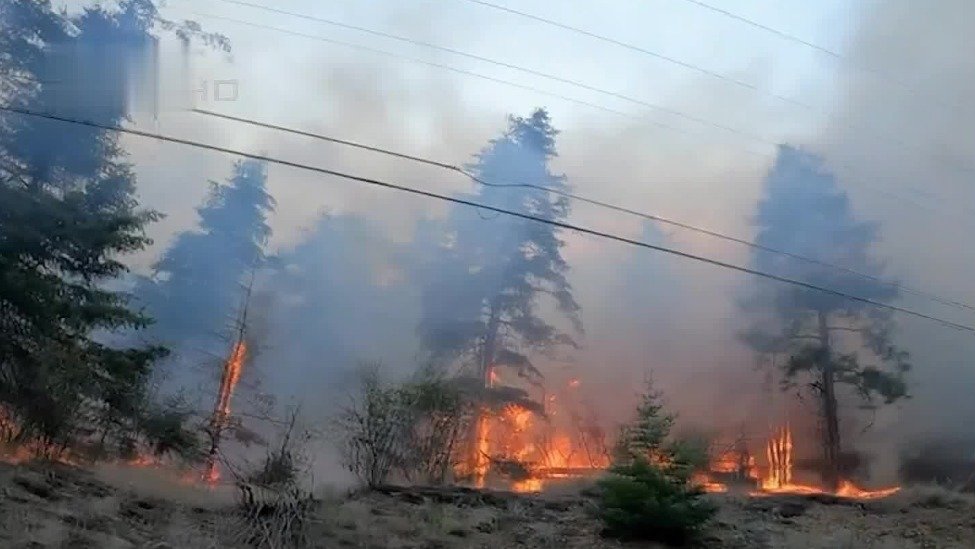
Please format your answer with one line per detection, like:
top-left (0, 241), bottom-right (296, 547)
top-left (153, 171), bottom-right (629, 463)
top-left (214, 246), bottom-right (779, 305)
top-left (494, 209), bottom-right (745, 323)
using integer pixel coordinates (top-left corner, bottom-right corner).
top-left (818, 311), bottom-right (841, 491)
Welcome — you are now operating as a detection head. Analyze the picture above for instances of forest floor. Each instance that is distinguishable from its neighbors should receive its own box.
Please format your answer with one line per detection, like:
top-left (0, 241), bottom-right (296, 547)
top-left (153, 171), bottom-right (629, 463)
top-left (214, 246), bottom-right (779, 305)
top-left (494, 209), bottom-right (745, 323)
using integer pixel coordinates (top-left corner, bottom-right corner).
top-left (0, 461), bottom-right (973, 548)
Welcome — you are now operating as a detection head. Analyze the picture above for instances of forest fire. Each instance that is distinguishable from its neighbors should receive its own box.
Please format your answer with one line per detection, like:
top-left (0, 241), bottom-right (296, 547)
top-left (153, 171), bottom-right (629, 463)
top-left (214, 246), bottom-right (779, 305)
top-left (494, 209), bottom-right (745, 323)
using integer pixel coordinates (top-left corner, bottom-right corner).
top-left (468, 376), bottom-right (610, 492)
top-left (695, 425), bottom-right (901, 500)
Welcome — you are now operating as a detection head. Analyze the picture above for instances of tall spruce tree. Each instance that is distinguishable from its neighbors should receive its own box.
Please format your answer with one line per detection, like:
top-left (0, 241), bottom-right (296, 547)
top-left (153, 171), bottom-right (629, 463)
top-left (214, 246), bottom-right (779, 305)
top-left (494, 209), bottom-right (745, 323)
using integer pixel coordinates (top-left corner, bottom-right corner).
top-left (418, 108), bottom-right (581, 410)
top-left (0, 0), bottom-right (227, 449)
top-left (136, 159), bottom-right (275, 350)
top-left (740, 145), bottom-right (910, 488)
top-left (0, 1), bottom-right (164, 445)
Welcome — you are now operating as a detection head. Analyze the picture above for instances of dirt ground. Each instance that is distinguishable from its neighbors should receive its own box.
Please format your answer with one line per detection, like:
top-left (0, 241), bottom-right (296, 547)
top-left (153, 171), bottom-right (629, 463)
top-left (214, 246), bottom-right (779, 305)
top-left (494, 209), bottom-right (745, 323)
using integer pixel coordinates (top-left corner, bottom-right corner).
top-left (0, 462), bottom-right (973, 548)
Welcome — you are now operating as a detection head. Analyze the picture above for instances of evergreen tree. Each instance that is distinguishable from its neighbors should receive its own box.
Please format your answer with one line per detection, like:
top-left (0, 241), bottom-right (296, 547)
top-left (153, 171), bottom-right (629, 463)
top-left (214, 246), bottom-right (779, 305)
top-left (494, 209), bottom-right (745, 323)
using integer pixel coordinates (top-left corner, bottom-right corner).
top-left (740, 145), bottom-right (910, 488)
top-left (599, 379), bottom-right (715, 544)
top-left (0, 0), bottom-right (164, 446)
top-left (418, 109), bottom-right (581, 400)
top-left (136, 159), bottom-right (275, 349)
top-left (0, 0), bottom-right (227, 450)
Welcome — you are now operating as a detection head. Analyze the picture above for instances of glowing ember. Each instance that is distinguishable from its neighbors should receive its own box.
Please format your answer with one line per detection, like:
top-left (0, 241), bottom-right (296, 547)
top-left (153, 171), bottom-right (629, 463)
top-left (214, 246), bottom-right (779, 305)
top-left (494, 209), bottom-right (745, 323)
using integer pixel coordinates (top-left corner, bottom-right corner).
top-left (488, 370), bottom-right (500, 385)
top-left (512, 478), bottom-right (543, 493)
top-left (835, 479), bottom-right (901, 499)
top-left (126, 454), bottom-right (159, 468)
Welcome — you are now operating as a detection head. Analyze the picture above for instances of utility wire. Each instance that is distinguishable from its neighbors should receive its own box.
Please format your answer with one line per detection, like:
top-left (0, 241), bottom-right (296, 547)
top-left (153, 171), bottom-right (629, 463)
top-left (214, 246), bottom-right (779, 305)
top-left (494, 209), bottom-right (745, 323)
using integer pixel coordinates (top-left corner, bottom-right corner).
top-left (200, 0), bottom-right (768, 147)
top-left (185, 12), bottom-right (713, 151)
top-left (192, 107), bottom-right (975, 315)
top-left (3, 103), bottom-right (972, 334)
top-left (187, 10), bottom-right (957, 217)
top-left (456, 0), bottom-right (822, 113)
top-left (675, 0), bottom-right (850, 61)
top-left (671, 0), bottom-right (967, 116)
top-left (458, 0), bottom-right (975, 184)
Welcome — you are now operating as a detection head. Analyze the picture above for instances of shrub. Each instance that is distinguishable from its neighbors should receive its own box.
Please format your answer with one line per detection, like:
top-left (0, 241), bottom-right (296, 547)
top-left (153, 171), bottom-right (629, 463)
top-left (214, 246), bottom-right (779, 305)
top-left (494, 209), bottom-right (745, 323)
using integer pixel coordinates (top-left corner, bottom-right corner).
top-left (598, 376), bottom-right (716, 545)
top-left (597, 456), bottom-right (716, 544)
top-left (334, 363), bottom-right (473, 487)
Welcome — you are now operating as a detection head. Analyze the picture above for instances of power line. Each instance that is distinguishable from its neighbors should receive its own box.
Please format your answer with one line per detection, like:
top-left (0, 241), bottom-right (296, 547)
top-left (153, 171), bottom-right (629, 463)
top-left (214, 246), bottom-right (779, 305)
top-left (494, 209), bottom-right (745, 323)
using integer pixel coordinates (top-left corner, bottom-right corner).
top-left (192, 107), bottom-right (975, 315)
top-left (186, 9), bottom-right (959, 217)
top-left (3, 103), bottom-right (972, 334)
top-left (670, 0), bottom-right (967, 116)
top-left (674, 0), bottom-right (849, 61)
top-left (457, 0), bottom-right (809, 110)
top-left (458, 0), bottom-right (975, 185)
top-left (200, 0), bottom-right (769, 146)
top-left (185, 13), bottom-right (680, 137)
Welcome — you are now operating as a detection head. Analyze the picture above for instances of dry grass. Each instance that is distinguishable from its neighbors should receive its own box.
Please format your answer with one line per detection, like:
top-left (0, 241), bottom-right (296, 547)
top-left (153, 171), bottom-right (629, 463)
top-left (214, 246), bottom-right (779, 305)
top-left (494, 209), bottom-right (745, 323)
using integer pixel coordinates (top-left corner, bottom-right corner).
top-left (880, 483), bottom-right (975, 511)
top-left (2, 461), bottom-right (974, 548)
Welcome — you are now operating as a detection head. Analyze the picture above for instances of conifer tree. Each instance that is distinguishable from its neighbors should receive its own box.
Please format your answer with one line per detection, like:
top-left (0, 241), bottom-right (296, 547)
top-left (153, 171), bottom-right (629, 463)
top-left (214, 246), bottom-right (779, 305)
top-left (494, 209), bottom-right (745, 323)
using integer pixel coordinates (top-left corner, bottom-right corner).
top-left (740, 145), bottom-right (910, 488)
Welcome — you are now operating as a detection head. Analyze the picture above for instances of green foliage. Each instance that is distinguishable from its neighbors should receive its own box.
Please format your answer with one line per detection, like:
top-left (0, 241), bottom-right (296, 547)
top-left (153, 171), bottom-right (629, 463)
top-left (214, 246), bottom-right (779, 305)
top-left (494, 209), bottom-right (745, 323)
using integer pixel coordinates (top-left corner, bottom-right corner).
top-left (614, 378), bottom-right (674, 461)
top-left (0, 0), bottom-right (224, 456)
top-left (599, 379), bottom-right (715, 545)
top-left (741, 146), bottom-right (911, 408)
top-left (135, 159), bottom-right (275, 348)
top-left (138, 399), bottom-right (203, 461)
top-left (597, 457), bottom-right (716, 544)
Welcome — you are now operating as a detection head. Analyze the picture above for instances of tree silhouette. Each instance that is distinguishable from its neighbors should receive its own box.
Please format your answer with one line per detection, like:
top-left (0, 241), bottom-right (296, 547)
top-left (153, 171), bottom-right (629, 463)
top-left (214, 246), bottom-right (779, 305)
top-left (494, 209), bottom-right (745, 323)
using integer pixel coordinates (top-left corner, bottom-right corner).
top-left (740, 145), bottom-right (910, 488)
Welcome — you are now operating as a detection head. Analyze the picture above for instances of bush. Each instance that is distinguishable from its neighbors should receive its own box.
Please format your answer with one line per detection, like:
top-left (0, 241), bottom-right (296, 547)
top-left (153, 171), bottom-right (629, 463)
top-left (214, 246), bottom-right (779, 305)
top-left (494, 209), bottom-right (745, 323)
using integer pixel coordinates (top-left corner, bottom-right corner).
top-left (598, 376), bottom-right (716, 545)
top-left (597, 456), bottom-right (716, 544)
top-left (334, 363), bottom-right (473, 487)
top-left (140, 405), bottom-right (203, 461)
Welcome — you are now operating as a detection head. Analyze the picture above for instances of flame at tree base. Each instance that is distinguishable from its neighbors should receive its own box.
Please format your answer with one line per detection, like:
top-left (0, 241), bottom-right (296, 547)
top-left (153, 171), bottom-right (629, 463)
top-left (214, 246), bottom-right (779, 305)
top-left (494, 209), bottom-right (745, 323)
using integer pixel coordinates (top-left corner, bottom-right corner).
top-left (694, 425), bottom-right (901, 500)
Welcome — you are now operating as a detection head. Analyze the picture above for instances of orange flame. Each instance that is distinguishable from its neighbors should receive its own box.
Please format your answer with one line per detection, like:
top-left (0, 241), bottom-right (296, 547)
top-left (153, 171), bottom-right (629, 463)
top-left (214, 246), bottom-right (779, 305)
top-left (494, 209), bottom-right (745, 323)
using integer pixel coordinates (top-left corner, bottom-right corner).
top-left (214, 340), bottom-right (247, 423)
top-left (468, 388), bottom-right (611, 493)
top-left (203, 340), bottom-right (247, 484)
top-left (762, 425), bottom-right (793, 490)
top-left (695, 424), bottom-right (901, 500)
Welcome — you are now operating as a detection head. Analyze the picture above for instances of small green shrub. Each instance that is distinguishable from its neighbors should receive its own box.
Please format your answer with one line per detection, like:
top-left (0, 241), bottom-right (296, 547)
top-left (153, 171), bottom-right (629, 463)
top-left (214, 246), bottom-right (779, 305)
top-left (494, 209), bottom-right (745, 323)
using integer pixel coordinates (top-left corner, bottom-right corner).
top-left (598, 376), bottom-right (716, 545)
top-left (597, 456), bottom-right (716, 545)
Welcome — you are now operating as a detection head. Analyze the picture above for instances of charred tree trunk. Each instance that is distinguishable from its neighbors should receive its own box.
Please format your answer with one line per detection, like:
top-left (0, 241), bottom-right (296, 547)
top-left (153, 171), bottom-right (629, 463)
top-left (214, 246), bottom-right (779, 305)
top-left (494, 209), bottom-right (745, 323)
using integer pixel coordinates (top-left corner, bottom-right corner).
top-left (468, 306), bottom-right (500, 485)
top-left (818, 311), bottom-right (841, 490)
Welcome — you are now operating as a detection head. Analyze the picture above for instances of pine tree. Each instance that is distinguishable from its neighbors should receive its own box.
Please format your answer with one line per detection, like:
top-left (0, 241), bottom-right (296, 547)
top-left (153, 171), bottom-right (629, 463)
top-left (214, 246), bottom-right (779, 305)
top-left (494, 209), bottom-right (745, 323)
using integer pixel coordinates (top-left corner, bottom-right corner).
top-left (0, 0), bottom-right (228, 450)
top-left (418, 109), bottom-right (581, 399)
top-left (599, 379), bottom-right (714, 544)
top-left (740, 145), bottom-right (910, 488)
top-left (0, 0), bottom-right (165, 445)
top-left (262, 212), bottom-right (420, 395)
top-left (136, 159), bottom-right (275, 350)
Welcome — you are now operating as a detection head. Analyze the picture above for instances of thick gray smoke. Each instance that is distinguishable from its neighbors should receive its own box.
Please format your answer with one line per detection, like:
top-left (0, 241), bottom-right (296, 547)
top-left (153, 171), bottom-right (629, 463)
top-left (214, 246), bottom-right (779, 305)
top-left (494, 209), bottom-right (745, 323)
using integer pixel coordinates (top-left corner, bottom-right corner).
top-left (47, 0), bottom-right (970, 482)
top-left (813, 0), bottom-right (975, 465)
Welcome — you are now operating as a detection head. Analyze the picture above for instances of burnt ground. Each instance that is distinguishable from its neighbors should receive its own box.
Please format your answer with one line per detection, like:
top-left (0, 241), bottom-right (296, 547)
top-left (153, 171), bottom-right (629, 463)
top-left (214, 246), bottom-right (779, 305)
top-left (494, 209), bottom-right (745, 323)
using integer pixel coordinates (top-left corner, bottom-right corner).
top-left (0, 462), bottom-right (973, 548)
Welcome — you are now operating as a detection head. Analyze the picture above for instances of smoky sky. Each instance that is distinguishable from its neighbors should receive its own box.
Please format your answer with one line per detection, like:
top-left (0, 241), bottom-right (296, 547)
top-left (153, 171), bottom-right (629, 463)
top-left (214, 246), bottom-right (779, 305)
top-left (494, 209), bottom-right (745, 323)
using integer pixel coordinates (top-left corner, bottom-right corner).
top-left (40, 0), bottom-right (975, 476)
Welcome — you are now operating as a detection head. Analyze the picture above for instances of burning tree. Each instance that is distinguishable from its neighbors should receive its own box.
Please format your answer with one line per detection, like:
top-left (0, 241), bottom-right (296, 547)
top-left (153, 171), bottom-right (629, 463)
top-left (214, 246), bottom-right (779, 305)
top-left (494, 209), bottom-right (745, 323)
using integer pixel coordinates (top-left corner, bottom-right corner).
top-left (740, 145), bottom-right (911, 489)
top-left (416, 109), bottom-right (582, 484)
top-left (135, 159), bottom-right (274, 385)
